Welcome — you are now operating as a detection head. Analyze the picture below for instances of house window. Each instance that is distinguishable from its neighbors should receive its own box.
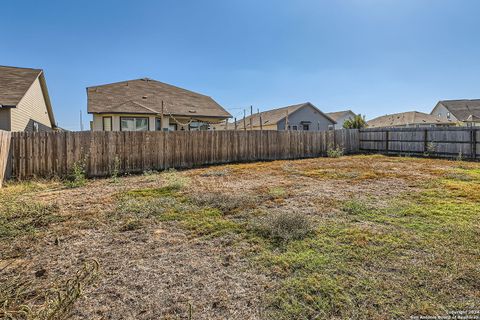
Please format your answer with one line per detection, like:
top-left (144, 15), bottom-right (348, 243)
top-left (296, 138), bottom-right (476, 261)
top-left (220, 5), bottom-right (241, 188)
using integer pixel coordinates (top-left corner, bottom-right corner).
top-left (189, 121), bottom-right (209, 131)
top-left (292, 125), bottom-right (298, 131)
top-left (120, 117), bottom-right (149, 131)
top-left (302, 124), bottom-right (310, 131)
top-left (169, 123), bottom-right (177, 131)
top-left (103, 117), bottom-right (112, 131)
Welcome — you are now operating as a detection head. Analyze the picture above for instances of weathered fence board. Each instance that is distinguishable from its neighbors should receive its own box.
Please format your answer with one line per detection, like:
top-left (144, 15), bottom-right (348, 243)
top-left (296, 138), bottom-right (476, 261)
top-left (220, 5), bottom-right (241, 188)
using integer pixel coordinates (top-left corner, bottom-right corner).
top-left (9, 129), bottom-right (359, 180)
top-left (0, 130), bottom-right (12, 187)
top-left (360, 127), bottom-right (479, 159)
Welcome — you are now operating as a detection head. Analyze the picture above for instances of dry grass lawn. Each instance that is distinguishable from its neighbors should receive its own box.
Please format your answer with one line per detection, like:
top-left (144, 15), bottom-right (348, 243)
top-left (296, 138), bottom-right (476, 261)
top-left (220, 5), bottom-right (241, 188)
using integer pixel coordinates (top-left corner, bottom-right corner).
top-left (1, 155), bottom-right (479, 319)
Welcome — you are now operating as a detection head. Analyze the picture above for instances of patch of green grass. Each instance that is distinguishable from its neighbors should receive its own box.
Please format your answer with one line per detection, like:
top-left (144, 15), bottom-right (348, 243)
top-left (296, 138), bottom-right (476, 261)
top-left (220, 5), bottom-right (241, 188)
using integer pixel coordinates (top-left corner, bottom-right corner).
top-left (160, 208), bottom-right (241, 237)
top-left (267, 187), bottom-right (287, 199)
top-left (260, 178), bottom-right (480, 319)
top-left (122, 185), bottom-right (181, 199)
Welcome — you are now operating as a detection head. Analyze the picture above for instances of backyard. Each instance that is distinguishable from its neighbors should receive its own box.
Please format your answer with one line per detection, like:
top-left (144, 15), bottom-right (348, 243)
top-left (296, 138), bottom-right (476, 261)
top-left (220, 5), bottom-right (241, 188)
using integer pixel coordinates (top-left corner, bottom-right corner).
top-left (1, 155), bottom-right (479, 319)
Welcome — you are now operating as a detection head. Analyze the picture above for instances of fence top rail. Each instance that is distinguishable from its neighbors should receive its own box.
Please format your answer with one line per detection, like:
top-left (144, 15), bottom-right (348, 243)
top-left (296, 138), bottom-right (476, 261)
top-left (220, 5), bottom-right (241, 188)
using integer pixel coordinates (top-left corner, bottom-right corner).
top-left (360, 127), bottom-right (478, 133)
top-left (10, 129), bottom-right (357, 138)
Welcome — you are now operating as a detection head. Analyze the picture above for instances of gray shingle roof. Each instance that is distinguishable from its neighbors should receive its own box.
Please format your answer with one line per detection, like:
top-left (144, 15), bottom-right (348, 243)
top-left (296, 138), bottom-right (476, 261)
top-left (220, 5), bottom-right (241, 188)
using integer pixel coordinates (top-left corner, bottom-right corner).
top-left (0, 66), bottom-right (42, 107)
top-left (87, 78), bottom-right (231, 118)
top-left (436, 99), bottom-right (480, 122)
top-left (367, 111), bottom-right (454, 128)
top-left (233, 102), bottom-right (336, 129)
top-left (325, 110), bottom-right (355, 122)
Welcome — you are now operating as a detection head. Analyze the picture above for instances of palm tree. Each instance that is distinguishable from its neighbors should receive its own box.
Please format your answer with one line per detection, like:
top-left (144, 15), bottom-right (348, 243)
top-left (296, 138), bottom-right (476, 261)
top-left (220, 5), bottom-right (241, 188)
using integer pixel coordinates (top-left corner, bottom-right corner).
top-left (343, 114), bottom-right (367, 129)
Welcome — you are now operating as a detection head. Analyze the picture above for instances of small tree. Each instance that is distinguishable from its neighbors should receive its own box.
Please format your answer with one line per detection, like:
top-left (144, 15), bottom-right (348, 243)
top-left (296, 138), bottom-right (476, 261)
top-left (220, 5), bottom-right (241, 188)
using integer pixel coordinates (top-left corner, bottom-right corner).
top-left (343, 114), bottom-right (367, 129)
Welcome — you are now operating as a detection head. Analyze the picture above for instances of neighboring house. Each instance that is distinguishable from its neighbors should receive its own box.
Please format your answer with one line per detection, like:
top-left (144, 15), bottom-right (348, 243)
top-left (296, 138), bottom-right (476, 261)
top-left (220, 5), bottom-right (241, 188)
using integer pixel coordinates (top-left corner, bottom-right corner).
top-left (367, 111), bottom-right (454, 128)
top-left (0, 66), bottom-right (56, 132)
top-left (87, 78), bottom-right (231, 131)
top-left (229, 102), bottom-right (336, 131)
top-left (326, 110), bottom-right (356, 129)
top-left (431, 99), bottom-right (480, 127)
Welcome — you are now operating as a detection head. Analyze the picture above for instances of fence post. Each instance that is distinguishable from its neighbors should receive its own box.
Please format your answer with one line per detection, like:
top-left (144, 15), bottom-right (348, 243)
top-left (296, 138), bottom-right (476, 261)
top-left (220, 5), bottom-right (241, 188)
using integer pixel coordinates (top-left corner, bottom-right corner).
top-left (471, 128), bottom-right (476, 160)
top-left (385, 130), bottom-right (389, 153)
top-left (424, 129), bottom-right (428, 153)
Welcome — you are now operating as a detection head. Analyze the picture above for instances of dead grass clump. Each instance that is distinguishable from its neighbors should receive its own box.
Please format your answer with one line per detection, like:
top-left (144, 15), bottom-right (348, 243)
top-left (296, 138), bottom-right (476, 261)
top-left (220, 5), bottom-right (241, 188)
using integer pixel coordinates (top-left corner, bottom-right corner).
top-left (255, 212), bottom-right (313, 244)
top-left (163, 168), bottom-right (189, 190)
top-left (0, 260), bottom-right (99, 320)
top-left (0, 199), bottom-right (60, 239)
top-left (115, 196), bottom-right (177, 218)
top-left (199, 169), bottom-right (230, 177)
top-left (189, 192), bottom-right (259, 214)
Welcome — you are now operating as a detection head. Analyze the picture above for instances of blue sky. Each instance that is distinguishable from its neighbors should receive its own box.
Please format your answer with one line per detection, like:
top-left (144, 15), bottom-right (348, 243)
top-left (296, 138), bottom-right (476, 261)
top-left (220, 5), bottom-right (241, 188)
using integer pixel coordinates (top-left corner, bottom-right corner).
top-left (2, 0), bottom-right (480, 130)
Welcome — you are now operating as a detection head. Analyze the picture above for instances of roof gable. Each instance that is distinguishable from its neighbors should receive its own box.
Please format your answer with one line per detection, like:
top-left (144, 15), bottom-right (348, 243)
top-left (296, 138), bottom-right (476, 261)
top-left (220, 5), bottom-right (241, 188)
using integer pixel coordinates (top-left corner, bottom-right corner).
top-left (436, 99), bottom-right (480, 122)
top-left (367, 111), bottom-right (453, 128)
top-left (0, 66), bottom-right (42, 107)
top-left (87, 78), bottom-right (231, 118)
top-left (236, 102), bottom-right (336, 128)
top-left (326, 110), bottom-right (356, 122)
top-left (0, 66), bottom-right (56, 128)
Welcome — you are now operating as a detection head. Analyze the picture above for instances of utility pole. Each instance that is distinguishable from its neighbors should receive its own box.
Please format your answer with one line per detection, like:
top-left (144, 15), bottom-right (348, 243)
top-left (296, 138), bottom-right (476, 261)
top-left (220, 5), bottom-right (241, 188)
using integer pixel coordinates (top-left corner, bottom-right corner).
top-left (243, 109), bottom-right (246, 131)
top-left (161, 100), bottom-right (165, 131)
top-left (79, 110), bottom-right (84, 131)
top-left (258, 108), bottom-right (263, 131)
top-left (250, 105), bottom-right (253, 130)
top-left (285, 109), bottom-right (289, 131)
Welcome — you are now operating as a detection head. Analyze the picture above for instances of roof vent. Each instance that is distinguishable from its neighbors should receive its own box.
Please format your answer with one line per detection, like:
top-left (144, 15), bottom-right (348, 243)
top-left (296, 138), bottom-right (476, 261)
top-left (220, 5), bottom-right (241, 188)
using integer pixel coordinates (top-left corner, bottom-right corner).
top-left (142, 96), bottom-right (148, 99)
top-left (189, 110), bottom-right (197, 113)
top-left (141, 77), bottom-right (151, 81)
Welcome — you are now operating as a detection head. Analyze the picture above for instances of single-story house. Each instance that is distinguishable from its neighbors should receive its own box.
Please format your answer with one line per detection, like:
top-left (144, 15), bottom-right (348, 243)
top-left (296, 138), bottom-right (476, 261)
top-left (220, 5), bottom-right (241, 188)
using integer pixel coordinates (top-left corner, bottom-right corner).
top-left (229, 102), bottom-right (336, 131)
top-left (326, 110), bottom-right (356, 129)
top-left (0, 65), bottom-right (56, 132)
top-left (431, 99), bottom-right (480, 127)
top-left (367, 111), bottom-right (455, 128)
top-left (87, 78), bottom-right (231, 131)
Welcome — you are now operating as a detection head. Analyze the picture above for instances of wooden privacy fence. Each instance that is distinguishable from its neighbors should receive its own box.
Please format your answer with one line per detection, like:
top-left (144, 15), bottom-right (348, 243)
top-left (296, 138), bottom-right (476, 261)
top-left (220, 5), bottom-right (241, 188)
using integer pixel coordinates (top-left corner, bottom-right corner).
top-left (360, 127), bottom-right (480, 159)
top-left (8, 129), bottom-right (359, 180)
top-left (0, 130), bottom-right (12, 187)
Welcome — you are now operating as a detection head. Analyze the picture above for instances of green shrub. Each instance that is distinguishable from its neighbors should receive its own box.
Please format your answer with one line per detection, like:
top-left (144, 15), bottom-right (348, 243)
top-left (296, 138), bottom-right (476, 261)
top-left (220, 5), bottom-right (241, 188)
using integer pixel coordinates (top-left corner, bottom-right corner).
top-left (256, 212), bottom-right (313, 243)
top-left (65, 159), bottom-right (87, 188)
top-left (110, 156), bottom-right (121, 183)
top-left (327, 144), bottom-right (344, 158)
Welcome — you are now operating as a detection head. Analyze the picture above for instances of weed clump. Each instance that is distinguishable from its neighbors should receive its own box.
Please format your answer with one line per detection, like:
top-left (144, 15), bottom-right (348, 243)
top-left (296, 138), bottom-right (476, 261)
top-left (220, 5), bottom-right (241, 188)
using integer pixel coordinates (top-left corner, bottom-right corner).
top-left (0, 260), bottom-right (99, 320)
top-left (327, 144), bottom-right (344, 158)
top-left (163, 168), bottom-right (188, 190)
top-left (0, 199), bottom-right (60, 239)
top-left (256, 212), bottom-right (313, 244)
top-left (65, 159), bottom-right (87, 188)
top-left (189, 192), bottom-right (259, 214)
top-left (341, 199), bottom-right (370, 215)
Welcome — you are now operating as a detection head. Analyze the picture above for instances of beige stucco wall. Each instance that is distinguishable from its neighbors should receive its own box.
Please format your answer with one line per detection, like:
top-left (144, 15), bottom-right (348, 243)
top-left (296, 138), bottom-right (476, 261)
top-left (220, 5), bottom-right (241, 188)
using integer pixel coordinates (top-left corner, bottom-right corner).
top-left (92, 114), bottom-right (159, 131)
top-left (0, 109), bottom-right (11, 131)
top-left (10, 77), bottom-right (52, 132)
top-left (91, 114), bottom-right (227, 131)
